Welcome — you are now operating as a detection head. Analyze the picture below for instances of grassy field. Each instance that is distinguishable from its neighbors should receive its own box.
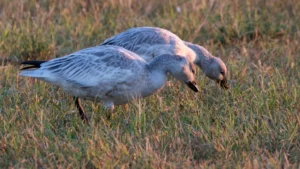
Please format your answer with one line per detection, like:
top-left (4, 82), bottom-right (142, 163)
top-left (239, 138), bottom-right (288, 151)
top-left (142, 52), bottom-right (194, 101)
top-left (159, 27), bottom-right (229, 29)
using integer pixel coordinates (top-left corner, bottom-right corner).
top-left (0, 0), bottom-right (299, 168)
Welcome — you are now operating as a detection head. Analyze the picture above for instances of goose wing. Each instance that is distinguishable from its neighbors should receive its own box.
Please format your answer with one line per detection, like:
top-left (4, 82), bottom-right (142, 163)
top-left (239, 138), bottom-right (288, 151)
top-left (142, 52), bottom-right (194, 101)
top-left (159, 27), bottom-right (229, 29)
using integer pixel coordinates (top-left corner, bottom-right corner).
top-left (41, 46), bottom-right (146, 87)
top-left (101, 27), bottom-right (172, 48)
top-left (101, 28), bottom-right (177, 49)
top-left (100, 27), bottom-right (190, 61)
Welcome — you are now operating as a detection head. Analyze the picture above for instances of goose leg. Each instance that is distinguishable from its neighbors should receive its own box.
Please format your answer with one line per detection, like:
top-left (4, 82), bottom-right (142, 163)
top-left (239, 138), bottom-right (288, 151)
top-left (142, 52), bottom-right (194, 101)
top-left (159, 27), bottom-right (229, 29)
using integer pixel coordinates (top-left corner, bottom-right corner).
top-left (74, 97), bottom-right (89, 124)
top-left (104, 102), bottom-right (115, 120)
top-left (106, 108), bottom-right (114, 120)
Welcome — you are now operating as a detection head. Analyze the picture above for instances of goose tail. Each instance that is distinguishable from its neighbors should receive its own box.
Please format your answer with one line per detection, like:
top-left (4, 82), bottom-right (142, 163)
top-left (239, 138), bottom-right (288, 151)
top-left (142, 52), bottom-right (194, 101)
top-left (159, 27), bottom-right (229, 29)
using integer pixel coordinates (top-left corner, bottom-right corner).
top-left (20, 60), bottom-right (47, 78)
top-left (20, 61), bottom-right (47, 70)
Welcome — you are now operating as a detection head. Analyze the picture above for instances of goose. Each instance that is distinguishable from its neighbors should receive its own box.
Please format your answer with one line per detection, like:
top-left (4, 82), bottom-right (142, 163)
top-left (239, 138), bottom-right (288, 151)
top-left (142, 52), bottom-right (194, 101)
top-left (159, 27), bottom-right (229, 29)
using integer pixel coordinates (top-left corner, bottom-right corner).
top-left (100, 27), bottom-right (229, 89)
top-left (20, 45), bottom-right (199, 123)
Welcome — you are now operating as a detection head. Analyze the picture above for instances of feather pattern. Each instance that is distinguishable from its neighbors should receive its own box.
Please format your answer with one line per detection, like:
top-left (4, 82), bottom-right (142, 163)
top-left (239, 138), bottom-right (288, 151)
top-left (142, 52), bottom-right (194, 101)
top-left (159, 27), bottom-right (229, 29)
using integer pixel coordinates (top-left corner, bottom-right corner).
top-left (20, 45), bottom-right (198, 110)
top-left (100, 27), bottom-right (229, 89)
top-left (101, 27), bottom-right (196, 62)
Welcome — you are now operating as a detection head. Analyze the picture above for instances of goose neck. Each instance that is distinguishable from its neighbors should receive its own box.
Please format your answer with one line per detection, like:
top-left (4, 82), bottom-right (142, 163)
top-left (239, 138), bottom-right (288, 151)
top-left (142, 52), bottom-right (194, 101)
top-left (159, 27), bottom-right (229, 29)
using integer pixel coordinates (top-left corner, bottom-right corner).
top-left (146, 54), bottom-right (176, 74)
top-left (184, 41), bottom-right (212, 71)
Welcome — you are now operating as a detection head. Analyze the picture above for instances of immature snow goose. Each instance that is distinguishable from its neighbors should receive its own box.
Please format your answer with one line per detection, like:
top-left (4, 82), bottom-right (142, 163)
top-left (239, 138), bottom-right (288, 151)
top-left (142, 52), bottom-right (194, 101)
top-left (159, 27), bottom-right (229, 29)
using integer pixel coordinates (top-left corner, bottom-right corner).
top-left (100, 27), bottom-right (229, 89)
top-left (20, 45), bottom-right (199, 123)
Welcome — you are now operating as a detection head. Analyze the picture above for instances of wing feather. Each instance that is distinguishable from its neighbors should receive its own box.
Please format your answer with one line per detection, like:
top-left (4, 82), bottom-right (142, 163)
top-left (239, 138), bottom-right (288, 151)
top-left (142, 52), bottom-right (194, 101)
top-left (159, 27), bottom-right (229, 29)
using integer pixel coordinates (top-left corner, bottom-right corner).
top-left (101, 27), bottom-right (172, 49)
top-left (100, 27), bottom-right (187, 61)
top-left (40, 46), bottom-right (146, 87)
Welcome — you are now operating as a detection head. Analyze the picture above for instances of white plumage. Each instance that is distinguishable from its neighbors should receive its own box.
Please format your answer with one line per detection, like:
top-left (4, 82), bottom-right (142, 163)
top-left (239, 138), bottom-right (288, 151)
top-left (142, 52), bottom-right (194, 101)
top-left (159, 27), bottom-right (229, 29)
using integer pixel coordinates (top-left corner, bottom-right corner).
top-left (20, 45), bottom-right (199, 123)
top-left (100, 27), bottom-right (229, 89)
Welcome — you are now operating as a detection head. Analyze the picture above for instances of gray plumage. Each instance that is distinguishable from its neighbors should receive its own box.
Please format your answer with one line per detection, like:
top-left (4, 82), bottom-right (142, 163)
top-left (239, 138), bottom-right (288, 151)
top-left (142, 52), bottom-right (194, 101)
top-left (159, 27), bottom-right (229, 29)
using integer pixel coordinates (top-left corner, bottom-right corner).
top-left (100, 27), bottom-right (229, 89)
top-left (20, 45), bottom-right (198, 121)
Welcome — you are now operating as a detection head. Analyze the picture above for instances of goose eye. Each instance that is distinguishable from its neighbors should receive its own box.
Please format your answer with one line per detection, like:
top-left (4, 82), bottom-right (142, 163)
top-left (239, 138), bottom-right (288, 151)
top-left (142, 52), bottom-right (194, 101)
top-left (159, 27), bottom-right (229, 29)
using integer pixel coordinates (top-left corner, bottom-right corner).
top-left (220, 71), bottom-right (225, 75)
top-left (192, 69), bottom-right (195, 74)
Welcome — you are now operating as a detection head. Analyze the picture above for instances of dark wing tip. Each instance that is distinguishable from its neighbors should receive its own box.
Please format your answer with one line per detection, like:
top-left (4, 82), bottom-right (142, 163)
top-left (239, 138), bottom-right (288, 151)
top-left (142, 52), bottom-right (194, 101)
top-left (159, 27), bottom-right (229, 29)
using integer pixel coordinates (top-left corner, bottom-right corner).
top-left (20, 60), bottom-right (47, 70)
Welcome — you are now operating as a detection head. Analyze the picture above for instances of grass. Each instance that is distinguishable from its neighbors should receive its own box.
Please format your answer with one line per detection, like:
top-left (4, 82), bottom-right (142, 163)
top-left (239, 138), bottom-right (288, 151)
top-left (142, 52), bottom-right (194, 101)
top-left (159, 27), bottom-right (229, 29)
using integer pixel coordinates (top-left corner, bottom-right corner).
top-left (0, 0), bottom-right (300, 168)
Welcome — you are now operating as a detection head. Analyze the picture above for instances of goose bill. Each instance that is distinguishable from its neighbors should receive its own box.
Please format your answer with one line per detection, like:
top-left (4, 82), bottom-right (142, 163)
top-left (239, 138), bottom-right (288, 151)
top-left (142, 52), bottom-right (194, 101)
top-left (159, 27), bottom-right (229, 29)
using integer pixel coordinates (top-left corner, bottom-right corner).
top-left (218, 78), bottom-right (229, 89)
top-left (185, 81), bottom-right (199, 92)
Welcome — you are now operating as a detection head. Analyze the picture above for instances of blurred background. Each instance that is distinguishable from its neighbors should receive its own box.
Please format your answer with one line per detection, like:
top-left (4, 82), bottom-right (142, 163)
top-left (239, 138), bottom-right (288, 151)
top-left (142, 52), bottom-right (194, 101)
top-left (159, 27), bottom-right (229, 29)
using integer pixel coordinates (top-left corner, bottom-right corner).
top-left (1, 0), bottom-right (299, 62)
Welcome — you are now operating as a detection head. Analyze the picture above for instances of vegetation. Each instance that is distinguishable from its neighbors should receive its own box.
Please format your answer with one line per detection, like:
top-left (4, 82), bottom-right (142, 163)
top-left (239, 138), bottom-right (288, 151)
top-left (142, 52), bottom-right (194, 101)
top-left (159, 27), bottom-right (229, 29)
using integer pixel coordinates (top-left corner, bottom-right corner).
top-left (0, 0), bottom-right (299, 168)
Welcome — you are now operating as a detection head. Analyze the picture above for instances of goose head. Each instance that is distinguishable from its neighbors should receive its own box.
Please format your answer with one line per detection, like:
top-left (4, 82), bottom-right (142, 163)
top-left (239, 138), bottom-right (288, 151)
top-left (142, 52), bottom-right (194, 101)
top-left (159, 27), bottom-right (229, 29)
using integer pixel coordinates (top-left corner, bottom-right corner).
top-left (168, 55), bottom-right (199, 92)
top-left (184, 42), bottom-right (229, 89)
top-left (205, 57), bottom-right (229, 89)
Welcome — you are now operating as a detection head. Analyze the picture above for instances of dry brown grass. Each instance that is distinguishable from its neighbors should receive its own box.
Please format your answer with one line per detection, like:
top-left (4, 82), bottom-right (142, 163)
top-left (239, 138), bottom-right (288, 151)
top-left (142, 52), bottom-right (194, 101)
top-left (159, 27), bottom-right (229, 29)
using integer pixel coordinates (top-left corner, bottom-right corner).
top-left (0, 0), bottom-right (299, 168)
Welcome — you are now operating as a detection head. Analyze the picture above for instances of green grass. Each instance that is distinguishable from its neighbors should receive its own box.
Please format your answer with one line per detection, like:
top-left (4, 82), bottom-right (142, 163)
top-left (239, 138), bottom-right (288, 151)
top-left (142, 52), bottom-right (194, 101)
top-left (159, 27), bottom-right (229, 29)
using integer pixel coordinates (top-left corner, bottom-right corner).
top-left (0, 0), bottom-right (300, 168)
